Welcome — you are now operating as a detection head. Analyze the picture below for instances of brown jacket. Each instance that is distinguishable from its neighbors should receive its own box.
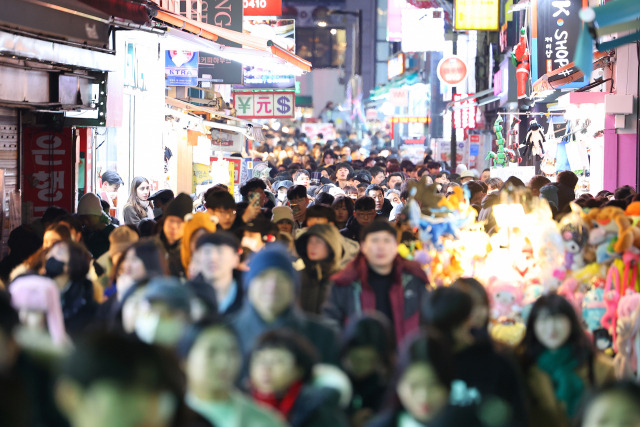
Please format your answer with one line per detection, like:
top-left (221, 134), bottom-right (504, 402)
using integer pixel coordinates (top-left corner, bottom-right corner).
top-left (525, 353), bottom-right (615, 427)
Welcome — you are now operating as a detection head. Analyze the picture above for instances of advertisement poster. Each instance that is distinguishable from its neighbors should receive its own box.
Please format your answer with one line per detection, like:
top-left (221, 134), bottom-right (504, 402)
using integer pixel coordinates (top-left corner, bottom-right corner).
top-left (244, 0), bottom-right (282, 16)
top-left (210, 129), bottom-right (245, 153)
top-left (301, 123), bottom-right (337, 141)
top-left (531, 0), bottom-right (588, 88)
top-left (22, 127), bottom-right (74, 218)
top-left (234, 19), bottom-right (296, 89)
top-left (166, 50), bottom-right (199, 86)
top-left (454, 0), bottom-right (500, 31)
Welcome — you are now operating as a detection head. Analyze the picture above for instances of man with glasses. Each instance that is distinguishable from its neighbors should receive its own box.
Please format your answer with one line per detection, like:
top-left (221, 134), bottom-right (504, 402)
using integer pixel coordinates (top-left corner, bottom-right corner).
top-left (340, 196), bottom-right (377, 242)
top-left (204, 189), bottom-right (237, 231)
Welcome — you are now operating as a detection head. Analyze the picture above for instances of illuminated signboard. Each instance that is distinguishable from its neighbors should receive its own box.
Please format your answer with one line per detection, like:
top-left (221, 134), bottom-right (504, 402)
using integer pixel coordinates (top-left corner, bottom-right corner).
top-left (452, 94), bottom-right (477, 129)
top-left (387, 53), bottom-right (405, 80)
top-left (243, 0), bottom-right (282, 16)
top-left (454, 0), bottom-right (500, 31)
top-left (437, 55), bottom-right (467, 86)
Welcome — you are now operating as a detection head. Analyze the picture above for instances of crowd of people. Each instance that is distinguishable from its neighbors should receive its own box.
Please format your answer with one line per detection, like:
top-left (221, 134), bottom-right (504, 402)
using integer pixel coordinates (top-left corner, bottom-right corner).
top-left (2, 132), bottom-right (640, 427)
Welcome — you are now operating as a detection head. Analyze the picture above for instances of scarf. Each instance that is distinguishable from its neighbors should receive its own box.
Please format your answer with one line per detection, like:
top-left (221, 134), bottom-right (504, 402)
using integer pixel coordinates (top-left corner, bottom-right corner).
top-left (251, 380), bottom-right (303, 419)
top-left (537, 346), bottom-right (585, 417)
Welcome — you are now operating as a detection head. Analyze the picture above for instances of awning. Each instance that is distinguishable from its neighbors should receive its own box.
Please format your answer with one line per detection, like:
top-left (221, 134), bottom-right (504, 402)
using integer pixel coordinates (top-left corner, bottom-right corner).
top-left (77, 0), bottom-right (153, 25)
top-left (0, 0), bottom-right (112, 49)
top-left (166, 96), bottom-right (266, 141)
top-left (154, 9), bottom-right (311, 72)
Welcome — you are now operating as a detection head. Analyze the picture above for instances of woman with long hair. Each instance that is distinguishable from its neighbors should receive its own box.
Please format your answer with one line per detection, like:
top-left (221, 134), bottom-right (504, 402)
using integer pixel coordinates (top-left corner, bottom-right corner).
top-left (518, 293), bottom-right (615, 427)
top-left (123, 176), bottom-right (153, 227)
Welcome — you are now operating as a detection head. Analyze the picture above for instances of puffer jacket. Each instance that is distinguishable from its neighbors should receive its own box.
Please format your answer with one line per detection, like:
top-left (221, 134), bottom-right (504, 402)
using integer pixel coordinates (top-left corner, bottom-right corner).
top-left (295, 224), bottom-right (344, 314)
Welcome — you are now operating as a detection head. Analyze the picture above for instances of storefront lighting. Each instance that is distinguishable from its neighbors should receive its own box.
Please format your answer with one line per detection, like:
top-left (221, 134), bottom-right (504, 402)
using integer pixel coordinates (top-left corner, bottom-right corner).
top-left (493, 202), bottom-right (526, 229)
top-left (271, 121), bottom-right (281, 131)
top-left (330, 28), bottom-right (337, 35)
top-left (317, 21), bottom-right (328, 27)
top-left (282, 126), bottom-right (290, 133)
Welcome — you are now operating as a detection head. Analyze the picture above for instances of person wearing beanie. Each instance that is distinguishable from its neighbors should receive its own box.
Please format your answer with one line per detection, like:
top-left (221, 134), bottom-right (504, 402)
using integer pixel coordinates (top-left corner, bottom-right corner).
top-left (155, 193), bottom-right (193, 278)
top-left (231, 244), bottom-right (339, 379)
top-left (325, 221), bottom-right (430, 346)
top-left (272, 206), bottom-right (295, 235)
top-left (77, 192), bottom-right (115, 259)
top-left (539, 184), bottom-right (560, 218)
top-left (186, 231), bottom-right (244, 319)
top-left (294, 224), bottom-right (344, 315)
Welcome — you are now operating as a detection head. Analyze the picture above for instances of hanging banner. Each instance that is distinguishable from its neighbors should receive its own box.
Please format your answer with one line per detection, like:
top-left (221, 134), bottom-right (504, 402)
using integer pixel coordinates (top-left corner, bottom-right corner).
top-left (23, 127), bottom-right (74, 218)
top-left (452, 94), bottom-right (477, 129)
top-left (233, 92), bottom-right (295, 118)
top-left (454, 0), bottom-right (500, 31)
top-left (244, 0), bottom-right (282, 16)
top-left (531, 0), bottom-right (588, 89)
top-left (166, 50), bottom-right (199, 86)
top-left (199, 0), bottom-right (244, 84)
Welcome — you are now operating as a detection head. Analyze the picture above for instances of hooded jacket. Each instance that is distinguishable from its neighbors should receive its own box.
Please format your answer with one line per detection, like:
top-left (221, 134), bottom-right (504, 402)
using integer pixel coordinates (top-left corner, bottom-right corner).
top-left (295, 224), bottom-right (344, 315)
top-left (324, 253), bottom-right (429, 346)
top-left (339, 215), bottom-right (363, 242)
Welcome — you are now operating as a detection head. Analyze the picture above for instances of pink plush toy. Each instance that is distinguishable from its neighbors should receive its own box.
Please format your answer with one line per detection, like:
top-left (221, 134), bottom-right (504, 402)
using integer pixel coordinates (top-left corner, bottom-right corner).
top-left (488, 281), bottom-right (524, 321)
top-left (558, 278), bottom-right (584, 318)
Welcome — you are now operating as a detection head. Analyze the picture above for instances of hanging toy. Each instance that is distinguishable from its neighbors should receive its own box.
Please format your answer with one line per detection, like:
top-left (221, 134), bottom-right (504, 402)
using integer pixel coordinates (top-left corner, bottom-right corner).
top-left (521, 120), bottom-right (546, 173)
top-left (511, 27), bottom-right (530, 100)
top-left (507, 117), bottom-right (522, 163)
top-left (486, 116), bottom-right (513, 168)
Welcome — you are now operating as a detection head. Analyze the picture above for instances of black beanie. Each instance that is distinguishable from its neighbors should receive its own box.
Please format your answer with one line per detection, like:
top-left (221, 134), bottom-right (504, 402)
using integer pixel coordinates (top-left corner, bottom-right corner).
top-left (164, 193), bottom-right (193, 220)
top-left (360, 220), bottom-right (397, 242)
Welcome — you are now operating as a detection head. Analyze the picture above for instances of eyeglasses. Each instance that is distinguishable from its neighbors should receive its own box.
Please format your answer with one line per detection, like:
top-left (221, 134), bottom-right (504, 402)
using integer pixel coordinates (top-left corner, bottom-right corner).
top-left (357, 210), bottom-right (377, 218)
top-left (213, 209), bottom-right (236, 218)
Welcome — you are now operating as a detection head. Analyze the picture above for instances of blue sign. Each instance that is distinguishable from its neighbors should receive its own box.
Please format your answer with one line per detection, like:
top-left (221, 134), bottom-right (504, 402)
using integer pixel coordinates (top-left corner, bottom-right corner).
top-left (166, 50), bottom-right (199, 86)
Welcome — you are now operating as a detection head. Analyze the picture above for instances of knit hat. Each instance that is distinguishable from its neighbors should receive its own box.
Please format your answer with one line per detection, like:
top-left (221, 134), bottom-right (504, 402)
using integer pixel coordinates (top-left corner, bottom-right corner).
top-left (108, 226), bottom-right (139, 257)
top-left (9, 275), bottom-right (69, 346)
top-left (360, 220), bottom-right (397, 242)
top-left (243, 244), bottom-right (297, 290)
top-left (272, 206), bottom-right (294, 224)
top-left (181, 212), bottom-right (218, 271)
top-left (540, 184), bottom-right (559, 209)
top-left (164, 193), bottom-right (193, 220)
top-left (195, 231), bottom-right (240, 252)
top-left (77, 193), bottom-right (104, 216)
top-left (143, 276), bottom-right (192, 314)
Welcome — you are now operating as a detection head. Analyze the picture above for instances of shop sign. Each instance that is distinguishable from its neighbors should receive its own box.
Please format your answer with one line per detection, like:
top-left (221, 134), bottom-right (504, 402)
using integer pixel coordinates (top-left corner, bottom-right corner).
top-left (210, 129), bottom-right (245, 153)
top-left (234, 19), bottom-right (296, 89)
top-left (531, 0), bottom-right (588, 88)
top-left (437, 55), bottom-right (467, 86)
top-left (454, 0), bottom-right (500, 31)
top-left (390, 88), bottom-right (409, 107)
top-left (233, 92), bottom-right (295, 118)
top-left (391, 117), bottom-right (430, 124)
top-left (23, 128), bottom-right (74, 217)
top-left (124, 42), bottom-right (147, 90)
top-left (244, 0), bottom-right (282, 16)
top-left (199, 54), bottom-right (242, 84)
top-left (388, 53), bottom-right (405, 80)
top-left (166, 50), bottom-right (199, 86)
top-left (453, 94), bottom-right (477, 129)
top-left (301, 122), bottom-right (337, 141)
top-left (211, 156), bottom-right (243, 186)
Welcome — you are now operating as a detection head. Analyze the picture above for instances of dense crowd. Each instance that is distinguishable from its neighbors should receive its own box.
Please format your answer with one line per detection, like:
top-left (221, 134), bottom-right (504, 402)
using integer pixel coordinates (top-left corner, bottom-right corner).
top-left (2, 131), bottom-right (640, 427)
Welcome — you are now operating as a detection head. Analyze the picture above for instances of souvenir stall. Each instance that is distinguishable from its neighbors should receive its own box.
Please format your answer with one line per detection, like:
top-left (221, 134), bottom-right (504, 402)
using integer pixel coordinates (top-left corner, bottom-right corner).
top-left (402, 175), bottom-right (640, 367)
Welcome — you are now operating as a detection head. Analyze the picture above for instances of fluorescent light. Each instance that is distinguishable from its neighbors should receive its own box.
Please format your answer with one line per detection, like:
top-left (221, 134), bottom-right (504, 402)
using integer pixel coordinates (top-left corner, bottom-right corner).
top-left (317, 21), bottom-right (328, 27)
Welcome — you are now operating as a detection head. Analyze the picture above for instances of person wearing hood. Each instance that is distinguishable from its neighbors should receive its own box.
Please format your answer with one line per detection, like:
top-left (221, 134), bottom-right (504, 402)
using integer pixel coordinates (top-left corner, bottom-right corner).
top-left (540, 184), bottom-right (559, 218)
top-left (230, 245), bottom-right (340, 376)
top-left (295, 224), bottom-right (344, 315)
top-left (155, 193), bottom-right (193, 278)
top-left (77, 193), bottom-right (115, 259)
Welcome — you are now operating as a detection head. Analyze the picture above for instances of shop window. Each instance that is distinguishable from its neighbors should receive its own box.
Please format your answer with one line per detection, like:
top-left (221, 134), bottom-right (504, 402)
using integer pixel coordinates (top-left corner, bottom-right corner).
top-left (296, 27), bottom-right (346, 69)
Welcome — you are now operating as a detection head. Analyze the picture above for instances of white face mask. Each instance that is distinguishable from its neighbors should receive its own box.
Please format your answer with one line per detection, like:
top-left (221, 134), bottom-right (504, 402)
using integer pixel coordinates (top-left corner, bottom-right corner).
top-left (134, 312), bottom-right (186, 346)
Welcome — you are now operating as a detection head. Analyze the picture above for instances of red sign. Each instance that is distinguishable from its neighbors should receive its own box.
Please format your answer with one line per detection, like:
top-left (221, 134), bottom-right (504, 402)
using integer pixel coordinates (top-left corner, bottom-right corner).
top-left (23, 127), bottom-right (74, 218)
top-left (243, 0), bottom-right (282, 16)
top-left (437, 55), bottom-right (468, 86)
top-left (211, 156), bottom-right (243, 185)
top-left (453, 94), bottom-right (477, 129)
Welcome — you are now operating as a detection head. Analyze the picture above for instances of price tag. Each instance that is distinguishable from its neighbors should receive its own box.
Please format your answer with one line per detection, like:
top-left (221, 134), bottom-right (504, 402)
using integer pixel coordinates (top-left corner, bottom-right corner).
top-left (243, 0), bottom-right (282, 16)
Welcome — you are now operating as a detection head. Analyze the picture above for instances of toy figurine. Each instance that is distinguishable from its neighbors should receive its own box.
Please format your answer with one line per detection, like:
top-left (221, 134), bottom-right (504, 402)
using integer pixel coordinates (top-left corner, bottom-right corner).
top-left (512, 27), bottom-right (530, 99)
top-left (486, 116), bottom-right (513, 168)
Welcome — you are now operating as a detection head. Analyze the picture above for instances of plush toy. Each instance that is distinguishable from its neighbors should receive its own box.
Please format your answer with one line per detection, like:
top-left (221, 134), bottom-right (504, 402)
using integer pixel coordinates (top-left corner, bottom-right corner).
top-left (559, 214), bottom-right (589, 271)
top-left (585, 206), bottom-right (640, 263)
top-left (521, 284), bottom-right (543, 322)
top-left (558, 278), bottom-right (584, 318)
top-left (488, 281), bottom-right (524, 321)
top-left (614, 292), bottom-right (640, 353)
top-left (614, 302), bottom-right (640, 379)
top-left (490, 322), bottom-right (526, 347)
top-left (583, 287), bottom-right (607, 331)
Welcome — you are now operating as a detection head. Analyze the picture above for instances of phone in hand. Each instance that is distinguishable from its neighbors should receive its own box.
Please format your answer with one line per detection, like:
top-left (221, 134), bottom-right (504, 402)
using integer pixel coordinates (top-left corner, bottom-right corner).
top-left (249, 191), bottom-right (260, 208)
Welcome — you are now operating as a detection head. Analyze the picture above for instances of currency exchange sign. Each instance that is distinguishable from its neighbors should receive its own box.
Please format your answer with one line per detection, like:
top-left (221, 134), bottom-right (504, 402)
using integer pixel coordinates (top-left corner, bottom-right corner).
top-left (233, 92), bottom-right (295, 119)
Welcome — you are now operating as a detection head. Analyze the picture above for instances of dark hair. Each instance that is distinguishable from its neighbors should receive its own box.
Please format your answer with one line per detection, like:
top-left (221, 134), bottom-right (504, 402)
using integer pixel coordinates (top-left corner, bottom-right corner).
top-left (529, 175), bottom-right (552, 193)
top-left (427, 161), bottom-right (441, 170)
top-left (464, 181), bottom-right (485, 200)
top-left (400, 160), bottom-right (415, 172)
top-left (101, 170), bottom-right (123, 186)
top-left (369, 166), bottom-right (385, 178)
top-left (0, 291), bottom-right (19, 338)
top-left (44, 223), bottom-right (72, 243)
top-left (451, 277), bottom-right (490, 330)
top-left (341, 313), bottom-right (395, 373)
top-left (615, 185), bottom-right (636, 201)
top-left (251, 329), bottom-right (319, 384)
top-left (56, 215), bottom-right (83, 234)
top-left (50, 240), bottom-right (91, 282)
top-left (124, 176), bottom-right (150, 220)
top-left (306, 204), bottom-right (336, 223)
top-left (332, 195), bottom-right (354, 217)
top-left (557, 170), bottom-right (579, 189)
top-left (361, 220), bottom-right (397, 242)
top-left (204, 189), bottom-right (236, 211)
top-left (500, 176), bottom-right (526, 190)
top-left (421, 286), bottom-right (473, 347)
top-left (240, 178), bottom-right (267, 199)
top-left (365, 184), bottom-right (384, 196)
top-left (519, 293), bottom-right (593, 369)
top-left (354, 196), bottom-right (376, 212)
top-left (125, 239), bottom-right (169, 278)
top-left (177, 315), bottom-right (239, 360)
top-left (314, 192), bottom-right (335, 206)
top-left (42, 207), bottom-right (69, 227)
top-left (137, 218), bottom-right (156, 238)
top-left (293, 169), bottom-right (310, 181)
top-left (574, 381), bottom-right (640, 427)
top-left (485, 177), bottom-right (504, 190)
top-left (287, 184), bottom-right (308, 201)
top-left (388, 172), bottom-right (404, 181)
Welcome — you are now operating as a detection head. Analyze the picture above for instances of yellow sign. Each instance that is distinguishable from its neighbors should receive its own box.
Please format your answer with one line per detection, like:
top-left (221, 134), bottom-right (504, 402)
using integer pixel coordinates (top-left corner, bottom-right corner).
top-left (454, 0), bottom-right (500, 31)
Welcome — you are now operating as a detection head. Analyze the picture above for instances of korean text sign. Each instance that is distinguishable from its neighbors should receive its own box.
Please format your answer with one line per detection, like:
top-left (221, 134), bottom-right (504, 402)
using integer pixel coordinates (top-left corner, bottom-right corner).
top-left (23, 127), bottom-right (74, 217)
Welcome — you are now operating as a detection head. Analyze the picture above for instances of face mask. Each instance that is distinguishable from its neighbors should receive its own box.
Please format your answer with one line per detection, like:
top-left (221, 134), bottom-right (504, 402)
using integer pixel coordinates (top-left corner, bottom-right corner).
top-left (153, 207), bottom-right (163, 218)
top-left (135, 312), bottom-right (185, 346)
top-left (45, 258), bottom-right (65, 279)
